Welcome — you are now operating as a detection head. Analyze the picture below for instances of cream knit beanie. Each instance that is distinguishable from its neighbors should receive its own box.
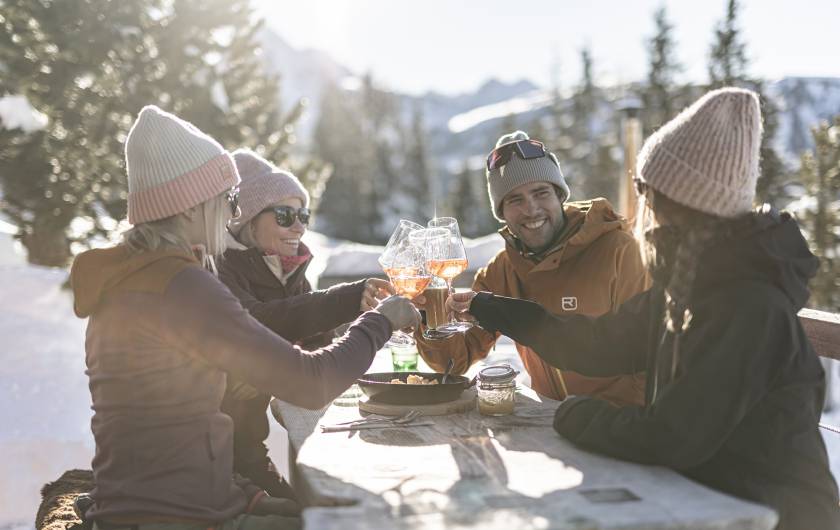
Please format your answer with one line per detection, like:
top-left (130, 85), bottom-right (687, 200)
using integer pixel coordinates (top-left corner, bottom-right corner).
top-left (125, 105), bottom-right (240, 224)
top-left (636, 87), bottom-right (762, 218)
top-left (226, 149), bottom-right (310, 238)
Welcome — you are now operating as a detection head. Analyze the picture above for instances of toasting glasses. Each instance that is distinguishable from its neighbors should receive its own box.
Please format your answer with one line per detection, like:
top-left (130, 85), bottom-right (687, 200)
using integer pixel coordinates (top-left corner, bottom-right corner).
top-left (414, 218), bottom-right (473, 338)
top-left (378, 220), bottom-right (430, 346)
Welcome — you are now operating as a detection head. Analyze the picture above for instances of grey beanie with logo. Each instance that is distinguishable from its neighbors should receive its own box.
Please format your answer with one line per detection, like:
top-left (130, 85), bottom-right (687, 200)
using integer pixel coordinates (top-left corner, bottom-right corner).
top-left (485, 131), bottom-right (570, 221)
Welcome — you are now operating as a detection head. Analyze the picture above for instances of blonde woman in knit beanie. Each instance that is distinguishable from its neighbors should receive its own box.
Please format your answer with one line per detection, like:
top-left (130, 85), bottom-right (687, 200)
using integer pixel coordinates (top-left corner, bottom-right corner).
top-left (69, 106), bottom-right (419, 530)
top-left (447, 87), bottom-right (839, 529)
top-left (218, 149), bottom-right (394, 500)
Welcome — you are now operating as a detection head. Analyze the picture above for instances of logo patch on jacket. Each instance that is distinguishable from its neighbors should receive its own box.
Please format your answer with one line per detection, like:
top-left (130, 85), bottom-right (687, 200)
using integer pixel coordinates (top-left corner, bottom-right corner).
top-left (561, 297), bottom-right (578, 311)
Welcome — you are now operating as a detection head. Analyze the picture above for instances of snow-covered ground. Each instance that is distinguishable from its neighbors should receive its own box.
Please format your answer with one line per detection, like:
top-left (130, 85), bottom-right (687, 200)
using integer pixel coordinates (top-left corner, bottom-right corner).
top-left (0, 230), bottom-right (838, 529)
top-left (0, 249), bottom-right (92, 529)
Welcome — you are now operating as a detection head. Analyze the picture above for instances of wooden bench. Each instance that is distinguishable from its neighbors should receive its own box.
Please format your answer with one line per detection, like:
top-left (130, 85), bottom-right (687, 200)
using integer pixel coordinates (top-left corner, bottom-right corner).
top-left (800, 309), bottom-right (840, 361)
top-left (800, 309), bottom-right (840, 424)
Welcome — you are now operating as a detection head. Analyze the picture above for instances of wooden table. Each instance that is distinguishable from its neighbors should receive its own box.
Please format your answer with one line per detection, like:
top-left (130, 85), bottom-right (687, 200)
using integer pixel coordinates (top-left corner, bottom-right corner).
top-left (270, 383), bottom-right (777, 529)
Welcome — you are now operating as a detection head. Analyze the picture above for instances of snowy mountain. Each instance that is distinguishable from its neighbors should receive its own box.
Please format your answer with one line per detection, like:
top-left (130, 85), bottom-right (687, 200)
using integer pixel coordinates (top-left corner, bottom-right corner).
top-left (768, 77), bottom-right (840, 165)
top-left (255, 27), bottom-right (540, 153)
top-left (416, 77), bottom-right (840, 169)
top-left (255, 29), bottom-right (840, 170)
top-left (257, 27), bottom-right (352, 140)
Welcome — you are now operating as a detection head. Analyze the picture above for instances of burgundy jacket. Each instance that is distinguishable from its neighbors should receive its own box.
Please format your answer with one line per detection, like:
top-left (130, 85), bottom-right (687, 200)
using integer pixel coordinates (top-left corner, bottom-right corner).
top-left (71, 246), bottom-right (391, 522)
top-left (217, 246), bottom-right (366, 467)
top-left (217, 245), bottom-right (365, 348)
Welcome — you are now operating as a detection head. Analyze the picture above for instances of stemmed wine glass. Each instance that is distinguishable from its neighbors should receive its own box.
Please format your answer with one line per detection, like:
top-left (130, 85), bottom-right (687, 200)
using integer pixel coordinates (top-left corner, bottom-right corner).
top-left (424, 217), bottom-right (473, 335)
top-left (378, 220), bottom-right (430, 346)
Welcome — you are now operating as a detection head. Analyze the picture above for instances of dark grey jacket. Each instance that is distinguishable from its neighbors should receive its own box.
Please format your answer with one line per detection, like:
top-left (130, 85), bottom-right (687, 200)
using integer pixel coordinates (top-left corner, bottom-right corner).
top-left (470, 211), bottom-right (840, 530)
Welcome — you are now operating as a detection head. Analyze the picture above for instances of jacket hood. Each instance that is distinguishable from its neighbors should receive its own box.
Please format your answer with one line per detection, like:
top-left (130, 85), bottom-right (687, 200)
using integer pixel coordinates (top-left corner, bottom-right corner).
top-left (502, 198), bottom-right (628, 264)
top-left (70, 246), bottom-right (198, 318)
top-left (696, 209), bottom-right (818, 310)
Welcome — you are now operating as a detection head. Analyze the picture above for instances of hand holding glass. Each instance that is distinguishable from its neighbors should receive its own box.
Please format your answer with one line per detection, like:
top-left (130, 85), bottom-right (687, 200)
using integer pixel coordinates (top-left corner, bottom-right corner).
top-left (413, 219), bottom-right (473, 338)
top-left (378, 220), bottom-right (429, 346)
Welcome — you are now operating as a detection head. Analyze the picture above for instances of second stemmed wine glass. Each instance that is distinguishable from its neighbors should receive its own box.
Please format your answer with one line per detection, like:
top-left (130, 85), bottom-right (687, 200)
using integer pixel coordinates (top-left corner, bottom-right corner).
top-left (425, 217), bottom-right (474, 335)
top-left (378, 220), bottom-right (429, 346)
top-left (379, 220), bottom-right (424, 276)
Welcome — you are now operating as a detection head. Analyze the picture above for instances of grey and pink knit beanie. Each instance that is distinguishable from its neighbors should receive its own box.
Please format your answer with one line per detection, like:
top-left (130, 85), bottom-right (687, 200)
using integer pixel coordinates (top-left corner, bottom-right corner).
top-left (124, 105), bottom-right (240, 224)
top-left (636, 87), bottom-right (762, 218)
top-left (226, 149), bottom-right (309, 238)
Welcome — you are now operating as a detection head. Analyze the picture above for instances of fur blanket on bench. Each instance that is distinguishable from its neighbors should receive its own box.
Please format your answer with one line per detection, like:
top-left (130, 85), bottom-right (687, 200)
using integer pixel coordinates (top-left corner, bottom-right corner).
top-left (35, 469), bottom-right (93, 530)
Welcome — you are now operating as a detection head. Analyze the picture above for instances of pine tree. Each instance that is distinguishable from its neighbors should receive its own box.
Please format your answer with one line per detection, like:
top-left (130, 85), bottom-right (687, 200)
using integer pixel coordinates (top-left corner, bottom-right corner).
top-left (402, 104), bottom-right (432, 221)
top-left (580, 48), bottom-right (595, 100)
top-left (528, 115), bottom-right (550, 146)
top-left (708, 0), bottom-right (748, 87)
top-left (0, 0), bottom-right (309, 265)
top-left (312, 82), bottom-right (375, 242)
top-left (570, 47), bottom-right (620, 204)
top-left (643, 6), bottom-right (682, 133)
top-left (449, 163), bottom-right (498, 239)
top-left (314, 75), bottom-right (408, 243)
top-left (361, 75), bottom-right (402, 241)
top-left (797, 117), bottom-right (840, 311)
top-left (499, 113), bottom-right (518, 136)
top-left (707, 0), bottom-right (788, 207)
top-left (0, 0), bottom-right (146, 265)
top-left (546, 90), bottom-right (577, 198)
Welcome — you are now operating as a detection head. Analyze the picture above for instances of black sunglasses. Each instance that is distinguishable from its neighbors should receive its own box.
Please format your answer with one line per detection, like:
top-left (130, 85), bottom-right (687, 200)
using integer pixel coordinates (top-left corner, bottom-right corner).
top-left (486, 139), bottom-right (550, 171)
top-left (263, 205), bottom-right (311, 227)
top-left (226, 187), bottom-right (240, 217)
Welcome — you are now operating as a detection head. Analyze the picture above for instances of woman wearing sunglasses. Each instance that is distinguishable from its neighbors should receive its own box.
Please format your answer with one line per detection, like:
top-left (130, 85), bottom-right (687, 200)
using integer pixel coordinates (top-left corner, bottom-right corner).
top-left (70, 107), bottom-right (419, 530)
top-left (220, 149), bottom-right (396, 499)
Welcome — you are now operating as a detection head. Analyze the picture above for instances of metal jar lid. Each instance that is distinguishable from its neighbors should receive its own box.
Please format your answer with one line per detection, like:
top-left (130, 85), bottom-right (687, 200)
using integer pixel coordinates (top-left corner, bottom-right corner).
top-left (478, 364), bottom-right (517, 384)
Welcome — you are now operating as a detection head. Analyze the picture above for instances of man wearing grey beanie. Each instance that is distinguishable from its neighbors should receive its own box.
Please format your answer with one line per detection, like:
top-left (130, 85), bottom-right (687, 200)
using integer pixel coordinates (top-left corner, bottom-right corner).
top-left (450, 88), bottom-right (840, 529)
top-left (415, 131), bottom-right (649, 406)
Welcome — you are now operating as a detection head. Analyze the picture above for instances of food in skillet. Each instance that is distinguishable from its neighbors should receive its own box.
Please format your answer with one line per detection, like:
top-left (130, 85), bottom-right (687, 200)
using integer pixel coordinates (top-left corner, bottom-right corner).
top-left (390, 374), bottom-right (439, 385)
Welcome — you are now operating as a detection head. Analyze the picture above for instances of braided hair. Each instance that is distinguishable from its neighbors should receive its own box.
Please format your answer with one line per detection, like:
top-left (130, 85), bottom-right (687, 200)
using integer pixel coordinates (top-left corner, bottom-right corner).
top-left (662, 226), bottom-right (720, 378)
top-left (636, 186), bottom-right (726, 399)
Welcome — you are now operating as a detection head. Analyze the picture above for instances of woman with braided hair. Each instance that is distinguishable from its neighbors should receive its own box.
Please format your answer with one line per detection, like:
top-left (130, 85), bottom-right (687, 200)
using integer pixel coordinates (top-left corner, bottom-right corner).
top-left (446, 88), bottom-right (840, 529)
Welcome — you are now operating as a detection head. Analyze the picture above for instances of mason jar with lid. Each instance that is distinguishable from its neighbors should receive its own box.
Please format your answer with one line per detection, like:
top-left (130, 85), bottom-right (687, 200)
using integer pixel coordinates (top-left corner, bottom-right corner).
top-left (477, 364), bottom-right (518, 416)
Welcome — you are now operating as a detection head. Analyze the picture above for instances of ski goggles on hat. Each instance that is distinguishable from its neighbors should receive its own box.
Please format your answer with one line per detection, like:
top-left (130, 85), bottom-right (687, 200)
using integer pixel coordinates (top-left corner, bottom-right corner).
top-left (226, 187), bottom-right (240, 217)
top-left (263, 205), bottom-right (311, 227)
top-left (486, 139), bottom-right (553, 171)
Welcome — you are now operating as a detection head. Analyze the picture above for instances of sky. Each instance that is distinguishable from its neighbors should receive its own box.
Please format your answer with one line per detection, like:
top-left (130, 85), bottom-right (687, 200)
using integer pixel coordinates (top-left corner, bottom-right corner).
top-left (253, 0), bottom-right (840, 96)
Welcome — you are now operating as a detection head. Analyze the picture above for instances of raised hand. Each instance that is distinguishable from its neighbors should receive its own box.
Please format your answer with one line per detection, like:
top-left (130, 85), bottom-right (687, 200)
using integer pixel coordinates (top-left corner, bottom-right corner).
top-left (374, 295), bottom-right (422, 331)
top-left (360, 278), bottom-right (396, 311)
top-left (446, 291), bottom-right (478, 322)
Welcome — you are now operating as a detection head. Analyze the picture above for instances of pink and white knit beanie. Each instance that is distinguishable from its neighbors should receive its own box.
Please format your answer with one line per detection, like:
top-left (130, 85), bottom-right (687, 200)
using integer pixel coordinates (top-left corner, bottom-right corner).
top-left (636, 87), bottom-right (762, 218)
top-left (125, 105), bottom-right (240, 224)
top-left (227, 149), bottom-right (309, 237)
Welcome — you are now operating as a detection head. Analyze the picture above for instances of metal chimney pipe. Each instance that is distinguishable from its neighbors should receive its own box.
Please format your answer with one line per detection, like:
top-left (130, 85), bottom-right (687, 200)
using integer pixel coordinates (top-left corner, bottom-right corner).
top-left (617, 96), bottom-right (643, 222)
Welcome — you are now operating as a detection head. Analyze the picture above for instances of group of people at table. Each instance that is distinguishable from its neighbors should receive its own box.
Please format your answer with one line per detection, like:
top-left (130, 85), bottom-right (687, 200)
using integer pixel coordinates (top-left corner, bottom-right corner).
top-left (69, 87), bottom-right (840, 530)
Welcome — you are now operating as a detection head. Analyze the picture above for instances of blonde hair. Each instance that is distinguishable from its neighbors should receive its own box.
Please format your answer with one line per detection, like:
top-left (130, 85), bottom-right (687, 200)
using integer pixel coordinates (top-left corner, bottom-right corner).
top-left (123, 215), bottom-right (192, 255)
top-left (633, 192), bottom-right (657, 270)
top-left (122, 193), bottom-right (231, 264)
top-left (201, 193), bottom-right (229, 257)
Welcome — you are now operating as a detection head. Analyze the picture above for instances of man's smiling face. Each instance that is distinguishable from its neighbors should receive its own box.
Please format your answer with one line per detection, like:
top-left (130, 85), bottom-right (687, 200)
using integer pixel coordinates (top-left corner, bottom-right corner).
top-left (501, 181), bottom-right (565, 254)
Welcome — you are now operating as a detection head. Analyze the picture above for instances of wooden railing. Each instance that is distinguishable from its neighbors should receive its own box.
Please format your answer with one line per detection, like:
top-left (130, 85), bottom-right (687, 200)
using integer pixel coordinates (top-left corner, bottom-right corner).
top-left (800, 309), bottom-right (840, 361)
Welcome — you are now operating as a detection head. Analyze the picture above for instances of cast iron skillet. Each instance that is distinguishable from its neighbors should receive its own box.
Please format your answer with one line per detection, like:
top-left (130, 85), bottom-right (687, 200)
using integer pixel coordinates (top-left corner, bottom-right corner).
top-left (357, 371), bottom-right (476, 405)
